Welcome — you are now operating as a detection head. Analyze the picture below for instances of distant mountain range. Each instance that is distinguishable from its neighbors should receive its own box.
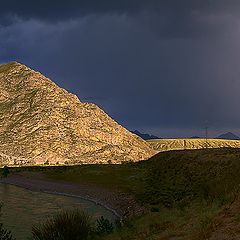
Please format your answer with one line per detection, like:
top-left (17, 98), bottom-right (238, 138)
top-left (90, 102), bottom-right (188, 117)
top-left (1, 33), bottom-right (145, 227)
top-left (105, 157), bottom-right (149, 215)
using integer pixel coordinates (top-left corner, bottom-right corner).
top-left (190, 132), bottom-right (240, 140)
top-left (132, 130), bottom-right (161, 140)
top-left (133, 131), bottom-right (240, 141)
top-left (215, 132), bottom-right (240, 140)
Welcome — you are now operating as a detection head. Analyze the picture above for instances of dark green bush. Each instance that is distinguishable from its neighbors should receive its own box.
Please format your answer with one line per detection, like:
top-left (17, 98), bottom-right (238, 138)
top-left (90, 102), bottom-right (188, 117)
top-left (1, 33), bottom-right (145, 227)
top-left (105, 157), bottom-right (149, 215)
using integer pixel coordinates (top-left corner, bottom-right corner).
top-left (0, 204), bottom-right (15, 240)
top-left (2, 166), bottom-right (10, 178)
top-left (32, 209), bottom-right (93, 240)
top-left (0, 223), bottom-right (15, 240)
top-left (114, 218), bottom-right (123, 230)
top-left (96, 216), bottom-right (114, 234)
top-left (150, 207), bottom-right (160, 212)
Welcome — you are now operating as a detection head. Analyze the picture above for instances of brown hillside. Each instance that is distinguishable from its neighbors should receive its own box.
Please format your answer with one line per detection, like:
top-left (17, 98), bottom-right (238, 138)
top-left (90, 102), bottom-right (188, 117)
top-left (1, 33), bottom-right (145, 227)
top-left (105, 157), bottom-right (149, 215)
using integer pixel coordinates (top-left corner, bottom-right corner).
top-left (0, 62), bottom-right (155, 166)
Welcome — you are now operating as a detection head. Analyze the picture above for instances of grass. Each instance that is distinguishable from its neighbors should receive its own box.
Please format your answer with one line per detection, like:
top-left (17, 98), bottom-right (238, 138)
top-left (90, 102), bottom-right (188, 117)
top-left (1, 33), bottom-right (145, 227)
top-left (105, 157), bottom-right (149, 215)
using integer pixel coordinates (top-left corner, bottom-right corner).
top-left (91, 198), bottom-right (223, 240)
top-left (141, 148), bottom-right (240, 206)
top-left (12, 164), bottom-right (146, 195)
top-left (8, 148), bottom-right (240, 239)
top-left (36, 148), bottom-right (240, 203)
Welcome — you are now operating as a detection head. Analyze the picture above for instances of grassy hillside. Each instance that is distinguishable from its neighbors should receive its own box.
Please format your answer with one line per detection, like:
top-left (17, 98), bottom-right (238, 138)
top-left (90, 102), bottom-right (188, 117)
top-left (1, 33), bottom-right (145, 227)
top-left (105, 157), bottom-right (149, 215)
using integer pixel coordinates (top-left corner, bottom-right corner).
top-left (11, 148), bottom-right (240, 239)
top-left (103, 148), bottom-right (240, 239)
top-left (148, 138), bottom-right (240, 152)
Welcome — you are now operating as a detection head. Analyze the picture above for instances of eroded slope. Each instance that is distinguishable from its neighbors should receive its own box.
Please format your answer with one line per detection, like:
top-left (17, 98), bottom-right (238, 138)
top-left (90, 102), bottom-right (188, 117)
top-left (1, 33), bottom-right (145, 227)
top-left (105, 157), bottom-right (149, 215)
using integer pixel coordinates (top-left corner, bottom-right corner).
top-left (0, 62), bottom-right (155, 166)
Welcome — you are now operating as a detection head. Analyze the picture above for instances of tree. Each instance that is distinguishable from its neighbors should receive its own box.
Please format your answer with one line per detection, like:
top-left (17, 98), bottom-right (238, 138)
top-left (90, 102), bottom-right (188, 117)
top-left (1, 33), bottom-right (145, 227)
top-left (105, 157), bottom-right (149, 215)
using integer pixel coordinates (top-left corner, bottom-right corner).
top-left (2, 166), bottom-right (10, 178)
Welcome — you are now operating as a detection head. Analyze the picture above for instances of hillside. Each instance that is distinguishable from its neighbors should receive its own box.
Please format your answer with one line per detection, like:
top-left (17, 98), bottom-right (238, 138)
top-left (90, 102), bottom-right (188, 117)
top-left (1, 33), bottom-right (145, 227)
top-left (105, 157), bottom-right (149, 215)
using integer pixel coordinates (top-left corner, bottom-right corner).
top-left (0, 62), bottom-right (155, 166)
top-left (148, 138), bottom-right (240, 152)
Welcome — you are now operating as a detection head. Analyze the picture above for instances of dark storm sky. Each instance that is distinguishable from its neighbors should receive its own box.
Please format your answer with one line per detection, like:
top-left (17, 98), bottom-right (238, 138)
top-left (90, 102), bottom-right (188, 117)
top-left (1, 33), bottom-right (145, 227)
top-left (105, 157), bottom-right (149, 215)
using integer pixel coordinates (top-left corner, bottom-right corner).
top-left (1, 0), bottom-right (240, 138)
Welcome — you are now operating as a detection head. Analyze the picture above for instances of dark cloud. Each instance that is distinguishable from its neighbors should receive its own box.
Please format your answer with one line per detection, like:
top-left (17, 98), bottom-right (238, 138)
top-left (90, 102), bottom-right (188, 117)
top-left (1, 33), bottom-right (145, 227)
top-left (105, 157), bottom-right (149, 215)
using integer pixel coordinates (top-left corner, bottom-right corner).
top-left (0, 1), bottom-right (239, 39)
top-left (0, 0), bottom-right (157, 24)
top-left (1, 1), bottom-right (240, 137)
top-left (0, 0), bottom-right (239, 19)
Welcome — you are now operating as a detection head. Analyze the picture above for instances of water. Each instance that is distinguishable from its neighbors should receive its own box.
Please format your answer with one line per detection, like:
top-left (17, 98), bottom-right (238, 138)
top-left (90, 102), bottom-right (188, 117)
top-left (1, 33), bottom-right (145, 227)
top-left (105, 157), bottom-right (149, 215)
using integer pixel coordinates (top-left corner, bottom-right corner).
top-left (0, 183), bottom-right (115, 240)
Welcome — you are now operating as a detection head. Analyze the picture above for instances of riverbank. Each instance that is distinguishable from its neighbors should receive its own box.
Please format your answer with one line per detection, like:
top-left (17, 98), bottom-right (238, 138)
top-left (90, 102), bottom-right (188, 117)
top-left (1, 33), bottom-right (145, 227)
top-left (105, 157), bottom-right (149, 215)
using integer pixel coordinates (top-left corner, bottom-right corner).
top-left (0, 172), bottom-right (144, 220)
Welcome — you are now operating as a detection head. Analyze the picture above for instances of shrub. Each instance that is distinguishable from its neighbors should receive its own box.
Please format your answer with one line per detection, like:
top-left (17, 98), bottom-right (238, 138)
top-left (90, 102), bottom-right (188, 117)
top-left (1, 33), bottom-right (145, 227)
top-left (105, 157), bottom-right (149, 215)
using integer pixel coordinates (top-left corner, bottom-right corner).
top-left (150, 207), bottom-right (160, 212)
top-left (96, 216), bottom-right (114, 234)
top-left (0, 223), bottom-right (15, 240)
top-left (114, 218), bottom-right (123, 230)
top-left (2, 166), bottom-right (10, 178)
top-left (32, 209), bottom-right (93, 240)
top-left (0, 204), bottom-right (15, 240)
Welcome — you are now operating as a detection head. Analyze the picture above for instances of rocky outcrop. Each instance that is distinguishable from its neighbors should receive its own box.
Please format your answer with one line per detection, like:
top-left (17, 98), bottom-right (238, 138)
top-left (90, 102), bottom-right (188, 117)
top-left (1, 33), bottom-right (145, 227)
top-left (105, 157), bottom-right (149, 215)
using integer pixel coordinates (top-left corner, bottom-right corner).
top-left (0, 62), bottom-right (155, 166)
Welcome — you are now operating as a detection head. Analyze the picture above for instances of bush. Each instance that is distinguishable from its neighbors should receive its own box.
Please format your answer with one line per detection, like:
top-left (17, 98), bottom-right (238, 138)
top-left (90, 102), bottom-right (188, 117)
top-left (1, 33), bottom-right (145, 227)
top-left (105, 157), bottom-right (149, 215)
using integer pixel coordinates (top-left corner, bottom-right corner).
top-left (2, 166), bottom-right (10, 178)
top-left (0, 223), bottom-right (15, 240)
top-left (96, 216), bottom-right (114, 234)
top-left (0, 204), bottom-right (15, 240)
top-left (32, 209), bottom-right (93, 240)
top-left (150, 207), bottom-right (160, 212)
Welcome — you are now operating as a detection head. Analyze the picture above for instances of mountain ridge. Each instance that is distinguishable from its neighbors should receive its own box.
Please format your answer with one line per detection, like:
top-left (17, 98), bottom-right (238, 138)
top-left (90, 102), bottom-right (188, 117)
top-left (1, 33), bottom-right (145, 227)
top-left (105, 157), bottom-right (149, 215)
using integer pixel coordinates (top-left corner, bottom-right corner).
top-left (0, 62), bottom-right (155, 166)
top-left (132, 130), bottom-right (160, 140)
top-left (215, 132), bottom-right (240, 140)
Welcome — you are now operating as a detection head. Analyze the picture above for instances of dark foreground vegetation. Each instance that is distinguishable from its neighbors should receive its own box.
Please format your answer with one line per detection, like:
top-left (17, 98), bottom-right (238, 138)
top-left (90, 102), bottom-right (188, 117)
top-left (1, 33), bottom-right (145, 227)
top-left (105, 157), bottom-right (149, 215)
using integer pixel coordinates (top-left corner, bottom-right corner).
top-left (3, 148), bottom-right (240, 239)
top-left (32, 209), bottom-right (114, 240)
top-left (0, 206), bottom-right (114, 240)
top-left (0, 204), bottom-right (15, 240)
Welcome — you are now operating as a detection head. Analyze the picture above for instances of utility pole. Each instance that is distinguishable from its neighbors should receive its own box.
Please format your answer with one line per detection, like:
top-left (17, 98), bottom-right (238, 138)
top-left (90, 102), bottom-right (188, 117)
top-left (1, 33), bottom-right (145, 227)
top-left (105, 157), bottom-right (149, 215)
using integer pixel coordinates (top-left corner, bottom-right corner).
top-left (205, 122), bottom-right (208, 149)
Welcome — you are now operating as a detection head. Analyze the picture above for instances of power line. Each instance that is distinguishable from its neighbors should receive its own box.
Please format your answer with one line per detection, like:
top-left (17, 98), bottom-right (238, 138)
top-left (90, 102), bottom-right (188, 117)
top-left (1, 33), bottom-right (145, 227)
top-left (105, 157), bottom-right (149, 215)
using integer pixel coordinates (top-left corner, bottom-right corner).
top-left (205, 122), bottom-right (208, 148)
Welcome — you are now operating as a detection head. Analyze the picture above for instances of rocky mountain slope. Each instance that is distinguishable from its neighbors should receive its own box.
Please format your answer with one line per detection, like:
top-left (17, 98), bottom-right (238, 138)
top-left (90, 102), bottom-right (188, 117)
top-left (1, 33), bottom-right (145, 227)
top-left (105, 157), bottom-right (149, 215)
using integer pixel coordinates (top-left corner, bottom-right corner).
top-left (0, 62), bottom-right (155, 166)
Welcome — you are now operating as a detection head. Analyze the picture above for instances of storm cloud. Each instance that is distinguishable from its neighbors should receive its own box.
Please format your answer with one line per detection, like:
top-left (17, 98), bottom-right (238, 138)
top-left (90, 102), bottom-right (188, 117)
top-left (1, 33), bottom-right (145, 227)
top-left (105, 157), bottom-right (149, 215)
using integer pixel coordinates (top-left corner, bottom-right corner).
top-left (1, 1), bottom-right (240, 137)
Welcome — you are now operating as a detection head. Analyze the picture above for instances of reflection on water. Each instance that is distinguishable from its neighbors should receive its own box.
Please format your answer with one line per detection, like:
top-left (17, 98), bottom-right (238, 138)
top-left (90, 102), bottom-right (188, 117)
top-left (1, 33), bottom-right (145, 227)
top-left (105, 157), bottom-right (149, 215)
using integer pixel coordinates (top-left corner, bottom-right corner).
top-left (0, 183), bottom-right (114, 240)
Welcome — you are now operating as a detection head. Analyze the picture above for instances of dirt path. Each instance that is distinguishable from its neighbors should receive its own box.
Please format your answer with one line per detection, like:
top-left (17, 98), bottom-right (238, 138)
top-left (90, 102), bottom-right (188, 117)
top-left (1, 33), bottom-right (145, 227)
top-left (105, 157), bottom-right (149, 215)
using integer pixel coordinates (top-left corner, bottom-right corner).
top-left (0, 173), bottom-right (144, 220)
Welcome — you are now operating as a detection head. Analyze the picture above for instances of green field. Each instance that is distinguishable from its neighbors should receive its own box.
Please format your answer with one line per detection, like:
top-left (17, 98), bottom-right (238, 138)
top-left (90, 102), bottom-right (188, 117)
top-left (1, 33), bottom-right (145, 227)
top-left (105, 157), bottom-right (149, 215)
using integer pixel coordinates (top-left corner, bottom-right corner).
top-left (12, 147), bottom-right (240, 239)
